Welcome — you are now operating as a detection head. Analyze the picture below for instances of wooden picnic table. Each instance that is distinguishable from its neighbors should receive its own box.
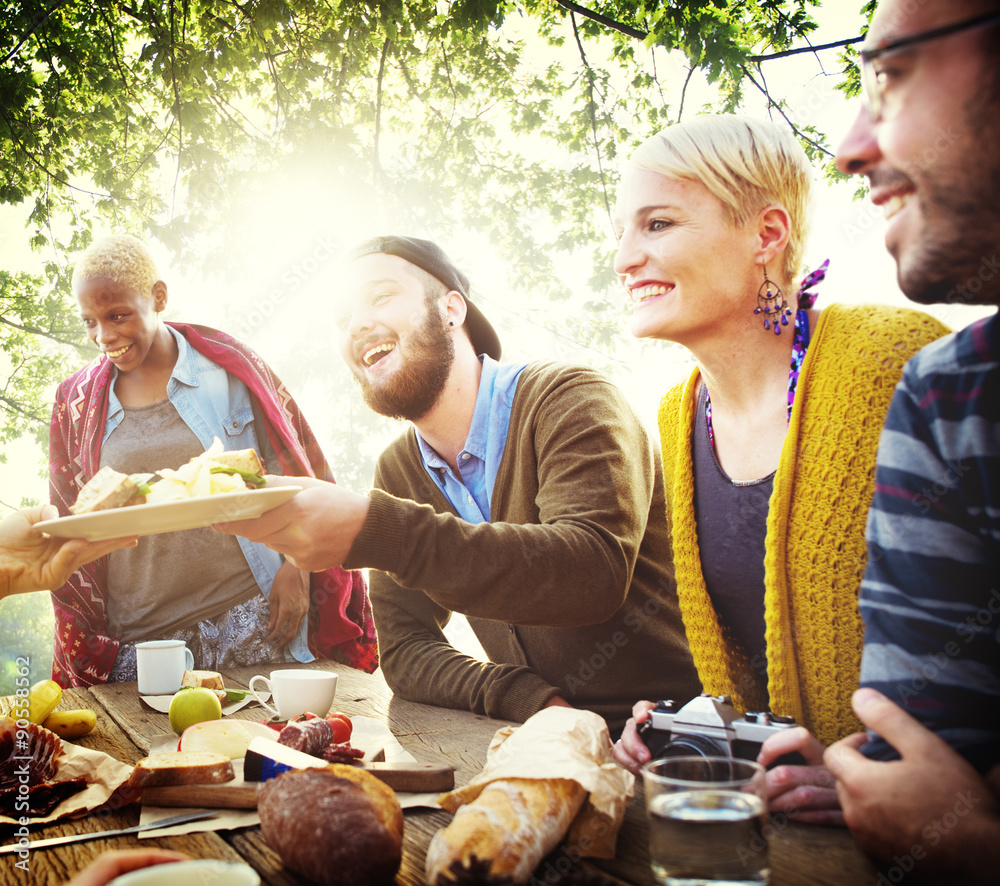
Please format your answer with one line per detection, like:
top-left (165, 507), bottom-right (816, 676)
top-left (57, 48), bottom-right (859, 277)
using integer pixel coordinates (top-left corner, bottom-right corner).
top-left (1, 661), bottom-right (879, 884)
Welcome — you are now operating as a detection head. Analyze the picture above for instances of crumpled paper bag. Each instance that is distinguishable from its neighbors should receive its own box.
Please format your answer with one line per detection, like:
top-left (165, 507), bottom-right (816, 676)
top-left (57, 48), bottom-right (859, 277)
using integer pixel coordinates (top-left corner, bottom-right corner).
top-left (0, 741), bottom-right (135, 826)
top-left (438, 707), bottom-right (634, 859)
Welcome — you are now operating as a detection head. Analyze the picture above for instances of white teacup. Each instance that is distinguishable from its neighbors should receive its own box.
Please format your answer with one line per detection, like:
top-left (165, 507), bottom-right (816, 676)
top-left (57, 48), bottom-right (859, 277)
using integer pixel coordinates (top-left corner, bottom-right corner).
top-left (248, 669), bottom-right (338, 720)
top-left (136, 640), bottom-right (195, 696)
top-left (109, 860), bottom-right (259, 886)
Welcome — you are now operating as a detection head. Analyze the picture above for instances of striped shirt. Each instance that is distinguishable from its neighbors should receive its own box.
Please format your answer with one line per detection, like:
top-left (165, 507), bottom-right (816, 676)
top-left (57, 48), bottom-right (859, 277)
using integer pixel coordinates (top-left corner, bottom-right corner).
top-left (859, 312), bottom-right (1000, 773)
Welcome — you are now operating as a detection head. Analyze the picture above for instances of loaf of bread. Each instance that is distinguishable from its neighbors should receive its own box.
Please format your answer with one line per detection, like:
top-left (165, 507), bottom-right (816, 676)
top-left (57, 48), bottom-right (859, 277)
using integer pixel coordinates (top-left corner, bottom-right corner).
top-left (128, 751), bottom-right (235, 788)
top-left (258, 765), bottom-right (403, 886)
top-left (181, 670), bottom-right (225, 691)
top-left (425, 777), bottom-right (587, 884)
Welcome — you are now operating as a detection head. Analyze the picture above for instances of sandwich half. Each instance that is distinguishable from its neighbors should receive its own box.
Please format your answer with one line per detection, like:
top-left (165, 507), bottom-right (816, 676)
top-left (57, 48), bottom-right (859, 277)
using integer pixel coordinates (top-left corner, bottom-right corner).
top-left (70, 466), bottom-right (151, 515)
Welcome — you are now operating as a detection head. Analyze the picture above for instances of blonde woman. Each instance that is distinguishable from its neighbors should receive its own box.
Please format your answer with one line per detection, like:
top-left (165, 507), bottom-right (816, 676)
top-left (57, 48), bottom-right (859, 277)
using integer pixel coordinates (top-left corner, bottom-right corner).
top-left (610, 115), bottom-right (949, 823)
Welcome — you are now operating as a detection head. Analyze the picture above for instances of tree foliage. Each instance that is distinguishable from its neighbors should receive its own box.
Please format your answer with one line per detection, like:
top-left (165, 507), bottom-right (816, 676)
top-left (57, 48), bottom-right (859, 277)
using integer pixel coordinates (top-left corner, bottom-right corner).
top-left (0, 0), bottom-right (865, 488)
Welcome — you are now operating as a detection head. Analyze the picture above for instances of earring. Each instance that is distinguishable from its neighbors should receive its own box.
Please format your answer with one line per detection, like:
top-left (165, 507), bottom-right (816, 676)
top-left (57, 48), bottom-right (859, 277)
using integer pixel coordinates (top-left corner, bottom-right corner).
top-left (753, 263), bottom-right (792, 335)
top-left (448, 321), bottom-right (454, 327)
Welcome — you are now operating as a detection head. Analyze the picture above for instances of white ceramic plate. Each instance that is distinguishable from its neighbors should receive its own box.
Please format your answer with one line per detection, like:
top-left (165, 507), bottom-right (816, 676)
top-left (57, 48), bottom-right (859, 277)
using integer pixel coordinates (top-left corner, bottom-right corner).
top-left (35, 486), bottom-right (301, 541)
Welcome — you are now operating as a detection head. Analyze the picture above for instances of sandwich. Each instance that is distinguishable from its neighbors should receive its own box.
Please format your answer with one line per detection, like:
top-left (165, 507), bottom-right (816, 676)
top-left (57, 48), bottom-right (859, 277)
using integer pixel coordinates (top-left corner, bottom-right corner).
top-left (208, 449), bottom-right (266, 489)
top-left (69, 466), bottom-right (153, 515)
top-left (70, 439), bottom-right (267, 513)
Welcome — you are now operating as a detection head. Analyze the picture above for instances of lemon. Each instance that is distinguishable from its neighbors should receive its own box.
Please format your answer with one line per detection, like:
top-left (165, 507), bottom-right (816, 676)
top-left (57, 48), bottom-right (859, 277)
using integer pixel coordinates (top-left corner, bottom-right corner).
top-left (168, 687), bottom-right (223, 736)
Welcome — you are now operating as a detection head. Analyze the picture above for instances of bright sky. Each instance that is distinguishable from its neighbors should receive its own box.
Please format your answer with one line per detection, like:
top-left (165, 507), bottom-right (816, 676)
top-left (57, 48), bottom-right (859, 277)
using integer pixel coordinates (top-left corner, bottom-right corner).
top-left (0, 3), bottom-right (991, 511)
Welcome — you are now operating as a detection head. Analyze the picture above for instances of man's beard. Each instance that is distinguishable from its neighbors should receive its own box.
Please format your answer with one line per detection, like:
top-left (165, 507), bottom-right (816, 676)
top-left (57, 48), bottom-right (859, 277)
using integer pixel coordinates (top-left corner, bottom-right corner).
top-left (354, 304), bottom-right (455, 422)
top-left (896, 92), bottom-right (1000, 307)
top-left (896, 177), bottom-right (1000, 307)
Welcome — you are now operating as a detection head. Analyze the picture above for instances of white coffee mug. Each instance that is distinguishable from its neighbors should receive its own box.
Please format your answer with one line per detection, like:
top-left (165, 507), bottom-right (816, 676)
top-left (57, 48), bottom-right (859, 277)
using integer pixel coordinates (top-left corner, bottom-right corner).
top-left (248, 669), bottom-right (338, 720)
top-left (136, 639), bottom-right (195, 696)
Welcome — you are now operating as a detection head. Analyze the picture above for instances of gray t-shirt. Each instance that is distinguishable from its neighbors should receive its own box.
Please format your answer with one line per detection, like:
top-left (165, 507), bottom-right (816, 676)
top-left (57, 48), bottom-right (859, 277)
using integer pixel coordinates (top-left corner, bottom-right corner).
top-left (692, 384), bottom-right (771, 687)
top-left (101, 398), bottom-right (262, 642)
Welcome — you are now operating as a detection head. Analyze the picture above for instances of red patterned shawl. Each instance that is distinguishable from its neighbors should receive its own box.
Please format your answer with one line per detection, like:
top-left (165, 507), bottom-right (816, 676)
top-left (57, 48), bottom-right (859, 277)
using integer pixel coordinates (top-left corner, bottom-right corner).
top-left (48, 322), bottom-right (378, 687)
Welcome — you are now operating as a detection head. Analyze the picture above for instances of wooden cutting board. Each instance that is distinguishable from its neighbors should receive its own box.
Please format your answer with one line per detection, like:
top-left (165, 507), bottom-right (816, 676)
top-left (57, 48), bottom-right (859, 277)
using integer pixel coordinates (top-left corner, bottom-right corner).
top-left (141, 757), bottom-right (455, 808)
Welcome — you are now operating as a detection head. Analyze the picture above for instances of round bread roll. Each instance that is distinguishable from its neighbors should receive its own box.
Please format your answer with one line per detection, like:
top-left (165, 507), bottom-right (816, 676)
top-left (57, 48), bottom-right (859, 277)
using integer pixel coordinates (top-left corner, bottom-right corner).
top-left (258, 766), bottom-right (403, 886)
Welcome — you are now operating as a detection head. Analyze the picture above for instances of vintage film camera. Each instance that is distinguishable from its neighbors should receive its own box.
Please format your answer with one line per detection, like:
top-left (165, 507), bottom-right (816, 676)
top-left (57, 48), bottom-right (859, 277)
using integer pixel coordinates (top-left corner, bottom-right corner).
top-left (638, 694), bottom-right (803, 765)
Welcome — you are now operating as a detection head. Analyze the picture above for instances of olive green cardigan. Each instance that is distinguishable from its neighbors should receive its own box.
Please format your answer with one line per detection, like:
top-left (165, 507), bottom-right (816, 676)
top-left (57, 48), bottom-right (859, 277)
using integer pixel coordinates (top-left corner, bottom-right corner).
top-left (346, 361), bottom-right (701, 731)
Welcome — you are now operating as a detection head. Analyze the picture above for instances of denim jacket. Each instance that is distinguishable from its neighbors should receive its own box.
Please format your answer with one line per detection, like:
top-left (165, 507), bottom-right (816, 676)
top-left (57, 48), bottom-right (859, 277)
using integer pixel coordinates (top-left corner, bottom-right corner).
top-left (102, 326), bottom-right (312, 661)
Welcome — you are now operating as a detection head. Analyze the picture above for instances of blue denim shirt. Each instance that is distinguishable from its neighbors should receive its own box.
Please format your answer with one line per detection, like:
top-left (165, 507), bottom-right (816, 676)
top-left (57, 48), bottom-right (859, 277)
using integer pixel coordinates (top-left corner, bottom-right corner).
top-left (416, 356), bottom-right (528, 523)
top-left (103, 326), bottom-right (312, 661)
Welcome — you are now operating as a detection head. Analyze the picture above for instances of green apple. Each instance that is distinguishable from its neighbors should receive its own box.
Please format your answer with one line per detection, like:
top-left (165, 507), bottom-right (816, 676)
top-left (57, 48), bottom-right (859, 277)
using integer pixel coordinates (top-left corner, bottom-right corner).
top-left (168, 687), bottom-right (223, 736)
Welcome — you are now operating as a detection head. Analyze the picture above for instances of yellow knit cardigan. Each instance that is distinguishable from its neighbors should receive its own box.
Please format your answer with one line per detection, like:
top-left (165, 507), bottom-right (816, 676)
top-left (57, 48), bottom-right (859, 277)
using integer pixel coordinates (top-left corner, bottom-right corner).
top-left (657, 303), bottom-right (950, 745)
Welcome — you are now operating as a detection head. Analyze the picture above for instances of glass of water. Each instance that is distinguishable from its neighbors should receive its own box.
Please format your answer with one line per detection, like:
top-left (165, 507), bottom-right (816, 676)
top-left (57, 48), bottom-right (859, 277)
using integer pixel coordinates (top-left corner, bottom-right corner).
top-left (642, 756), bottom-right (769, 886)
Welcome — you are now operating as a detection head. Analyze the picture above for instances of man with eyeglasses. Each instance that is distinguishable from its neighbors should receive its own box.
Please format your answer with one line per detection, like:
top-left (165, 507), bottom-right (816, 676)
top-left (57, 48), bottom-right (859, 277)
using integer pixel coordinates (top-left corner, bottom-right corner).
top-left (827, 1), bottom-right (1000, 880)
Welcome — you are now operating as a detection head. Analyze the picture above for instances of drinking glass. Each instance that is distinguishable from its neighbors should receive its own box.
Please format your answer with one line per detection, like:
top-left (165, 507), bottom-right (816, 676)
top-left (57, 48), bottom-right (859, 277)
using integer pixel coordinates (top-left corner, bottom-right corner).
top-left (642, 756), bottom-right (769, 886)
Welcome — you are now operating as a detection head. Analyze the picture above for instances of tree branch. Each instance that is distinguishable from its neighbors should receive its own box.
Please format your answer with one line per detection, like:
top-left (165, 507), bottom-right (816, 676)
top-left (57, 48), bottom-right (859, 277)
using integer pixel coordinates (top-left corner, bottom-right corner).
top-left (677, 65), bottom-right (695, 122)
top-left (373, 37), bottom-right (390, 181)
top-left (740, 64), bottom-right (832, 157)
top-left (0, 106), bottom-right (112, 199)
top-left (554, 1), bottom-right (860, 62)
top-left (0, 315), bottom-right (92, 356)
top-left (749, 36), bottom-right (862, 62)
top-left (1, 0), bottom-right (68, 66)
top-left (0, 392), bottom-right (49, 428)
top-left (570, 12), bottom-right (612, 230)
top-left (556, 0), bottom-right (646, 40)
top-left (168, 0), bottom-right (184, 218)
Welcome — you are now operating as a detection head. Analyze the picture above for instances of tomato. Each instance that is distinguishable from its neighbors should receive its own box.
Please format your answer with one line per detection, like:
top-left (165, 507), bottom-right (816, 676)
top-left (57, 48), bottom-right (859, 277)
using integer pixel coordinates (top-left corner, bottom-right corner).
top-left (325, 712), bottom-right (353, 744)
top-left (263, 711), bottom-right (318, 731)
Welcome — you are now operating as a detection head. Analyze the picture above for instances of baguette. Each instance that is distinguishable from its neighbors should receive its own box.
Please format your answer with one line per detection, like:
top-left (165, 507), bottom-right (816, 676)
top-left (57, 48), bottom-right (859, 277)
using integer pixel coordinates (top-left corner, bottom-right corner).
top-left (128, 751), bottom-right (235, 788)
top-left (425, 777), bottom-right (587, 884)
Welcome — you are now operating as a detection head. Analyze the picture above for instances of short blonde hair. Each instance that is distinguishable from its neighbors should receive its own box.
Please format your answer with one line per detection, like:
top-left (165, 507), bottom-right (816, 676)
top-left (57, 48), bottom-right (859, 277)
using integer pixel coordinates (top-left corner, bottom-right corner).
top-left (628, 115), bottom-right (813, 283)
top-left (71, 234), bottom-right (160, 297)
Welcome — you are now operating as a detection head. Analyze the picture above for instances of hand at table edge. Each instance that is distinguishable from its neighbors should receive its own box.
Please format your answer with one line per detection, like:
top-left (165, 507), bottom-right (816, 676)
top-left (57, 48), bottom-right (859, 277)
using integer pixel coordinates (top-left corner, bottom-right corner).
top-left (64, 849), bottom-right (190, 886)
top-left (824, 687), bottom-right (1000, 883)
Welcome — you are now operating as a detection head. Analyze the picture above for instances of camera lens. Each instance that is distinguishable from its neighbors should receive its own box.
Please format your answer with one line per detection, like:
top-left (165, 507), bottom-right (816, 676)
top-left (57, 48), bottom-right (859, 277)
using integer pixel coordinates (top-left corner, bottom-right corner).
top-left (661, 734), bottom-right (727, 760)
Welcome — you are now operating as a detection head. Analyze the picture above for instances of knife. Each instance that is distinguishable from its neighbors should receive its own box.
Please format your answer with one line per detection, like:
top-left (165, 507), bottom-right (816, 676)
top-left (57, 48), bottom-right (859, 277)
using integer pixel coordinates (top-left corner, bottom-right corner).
top-left (242, 737), bottom-right (455, 792)
top-left (0, 810), bottom-right (219, 854)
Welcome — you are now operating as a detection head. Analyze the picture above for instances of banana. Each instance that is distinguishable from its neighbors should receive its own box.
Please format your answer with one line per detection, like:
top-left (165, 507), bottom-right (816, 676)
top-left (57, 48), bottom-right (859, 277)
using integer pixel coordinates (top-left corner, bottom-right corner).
top-left (42, 708), bottom-right (97, 739)
top-left (26, 680), bottom-right (63, 725)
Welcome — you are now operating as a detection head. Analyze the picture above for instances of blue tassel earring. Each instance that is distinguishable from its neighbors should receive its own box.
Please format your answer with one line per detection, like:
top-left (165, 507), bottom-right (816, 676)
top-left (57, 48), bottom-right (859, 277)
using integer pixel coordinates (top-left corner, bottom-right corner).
top-left (753, 263), bottom-right (791, 335)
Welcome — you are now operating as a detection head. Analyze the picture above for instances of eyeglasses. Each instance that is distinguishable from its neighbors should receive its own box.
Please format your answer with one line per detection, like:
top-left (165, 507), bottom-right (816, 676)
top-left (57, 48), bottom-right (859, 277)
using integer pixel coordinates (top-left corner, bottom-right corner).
top-left (860, 10), bottom-right (1000, 120)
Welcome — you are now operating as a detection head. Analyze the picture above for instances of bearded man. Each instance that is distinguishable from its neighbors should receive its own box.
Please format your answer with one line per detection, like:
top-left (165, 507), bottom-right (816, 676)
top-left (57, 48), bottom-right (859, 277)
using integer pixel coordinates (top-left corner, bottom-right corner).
top-left (218, 235), bottom-right (700, 732)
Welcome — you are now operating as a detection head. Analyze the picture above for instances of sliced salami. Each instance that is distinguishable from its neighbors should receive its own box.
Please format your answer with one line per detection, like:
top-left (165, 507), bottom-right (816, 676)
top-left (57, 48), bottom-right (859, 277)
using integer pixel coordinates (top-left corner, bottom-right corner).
top-left (277, 717), bottom-right (334, 756)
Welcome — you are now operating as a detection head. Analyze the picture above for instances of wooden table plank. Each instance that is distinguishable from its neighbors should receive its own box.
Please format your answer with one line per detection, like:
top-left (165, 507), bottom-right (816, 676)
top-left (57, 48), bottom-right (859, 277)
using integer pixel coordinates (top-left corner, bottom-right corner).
top-left (5, 665), bottom-right (882, 885)
top-left (592, 782), bottom-right (879, 886)
top-left (1, 685), bottom-right (239, 885)
top-left (89, 682), bottom-right (173, 755)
